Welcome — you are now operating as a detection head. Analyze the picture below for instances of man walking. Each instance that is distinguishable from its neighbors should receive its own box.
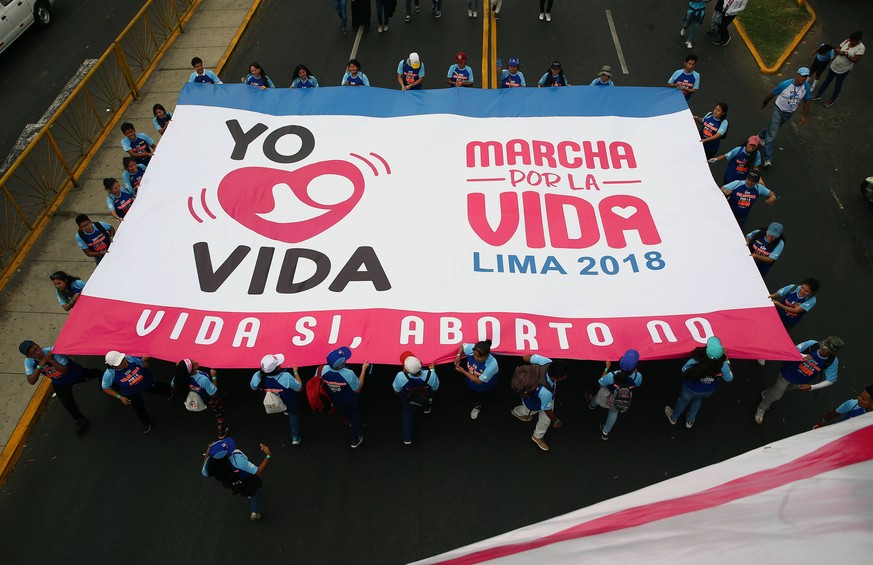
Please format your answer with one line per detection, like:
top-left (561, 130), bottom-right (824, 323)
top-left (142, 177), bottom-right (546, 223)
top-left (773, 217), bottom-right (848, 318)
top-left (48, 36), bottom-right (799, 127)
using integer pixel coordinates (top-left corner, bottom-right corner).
top-left (511, 355), bottom-right (568, 451)
top-left (758, 68), bottom-right (812, 169)
top-left (320, 346), bottom-right (369, 448)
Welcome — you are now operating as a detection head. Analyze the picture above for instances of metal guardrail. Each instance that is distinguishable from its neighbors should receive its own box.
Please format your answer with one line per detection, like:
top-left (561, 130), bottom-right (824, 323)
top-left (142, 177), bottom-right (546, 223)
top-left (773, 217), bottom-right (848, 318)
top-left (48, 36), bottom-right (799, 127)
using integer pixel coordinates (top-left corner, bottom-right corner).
top-left (0, 0), bottom-right (200, 280)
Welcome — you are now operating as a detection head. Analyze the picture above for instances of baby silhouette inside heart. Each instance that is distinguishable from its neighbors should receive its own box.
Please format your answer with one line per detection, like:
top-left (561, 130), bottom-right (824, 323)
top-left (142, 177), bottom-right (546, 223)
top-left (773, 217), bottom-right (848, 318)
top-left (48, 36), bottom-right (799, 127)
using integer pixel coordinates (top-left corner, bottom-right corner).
top-left (216, 160), bottom-right (365, 243)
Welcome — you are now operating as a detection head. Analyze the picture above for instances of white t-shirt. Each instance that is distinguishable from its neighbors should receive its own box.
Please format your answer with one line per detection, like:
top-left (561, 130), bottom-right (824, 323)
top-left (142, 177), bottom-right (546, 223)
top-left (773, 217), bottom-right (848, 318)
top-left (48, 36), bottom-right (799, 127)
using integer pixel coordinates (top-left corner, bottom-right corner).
top-left (830, 40), bottom-right (865, 73)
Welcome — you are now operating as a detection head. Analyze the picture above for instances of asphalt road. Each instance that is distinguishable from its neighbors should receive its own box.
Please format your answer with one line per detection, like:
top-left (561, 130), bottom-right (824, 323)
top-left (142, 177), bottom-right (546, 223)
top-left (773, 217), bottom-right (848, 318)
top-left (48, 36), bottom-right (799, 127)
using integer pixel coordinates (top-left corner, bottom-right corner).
top-left (2, 1), bottom-right (872, 564)
top-left (0, 0), bottom-right (147, 164)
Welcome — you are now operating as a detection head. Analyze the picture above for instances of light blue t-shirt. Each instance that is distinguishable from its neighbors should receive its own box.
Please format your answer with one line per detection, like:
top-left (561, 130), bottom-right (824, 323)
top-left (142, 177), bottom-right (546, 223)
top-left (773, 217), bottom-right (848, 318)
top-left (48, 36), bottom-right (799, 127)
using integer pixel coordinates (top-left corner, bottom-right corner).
top-left (538, 72), bottom-right (570, 87)
top-left (56, 279), bottom-right (86, 306)
top-left (499, 69), bottom-right (526, 88)
top-left (462, 343), bottom-right (498, 383)
top-left (529, 354), bottom-right (556, 410)
top-left (189, 70), bottom-right (222, 84)
top-left (723, 146), bottom-right (762, 167)
top-left (120, 133), bottom-right (155, 152)
top-left (746, 229), bottom-right (785, 260)
top-left (722, 180), bottom-right (772, 197)
top-left (101, 356), bottom-right (144, 389)
top-left (777, 285), bottom-right (817, 313)
top-left (397, 60), bottom-right (426, 78)
top-left (794, 340), bottom-right (838, 382)
top-left (291, 75), bottom-right (319, 88)
top-left (598, 370), bottom-right (643, 388)
top-left (341, 71), bottom-right (370, 86)
top-left (75, 222), bottom-right (113, 250)
top-left (201, 450), bottom-right (258, 477)
top-left (590, 78), bottom-right (614, 86)
top-left (392, 368), bottom-right (440, 393)
top-left (321, 365), bottom-right (360, 389)
top-left (24, 346), bottom-right (71, 376)
top-left (835, 399), bottom-right (867, 418)
top-left (815, 45), bottom-right (835, 63)
top-left (106, 188), bottom-right (136, 213)
top-left (152, 113), bottom-right (172, 132)
top-left (447, 64), bottom-right (474, 86)
top-left (681, 358), bottom-right (734, 381)
top-left (668, 69), bottom-right (700, 99)
top-left (250, 370), bottom-right (302, 392)
top-left (122, 164), bottom-right (147, 192)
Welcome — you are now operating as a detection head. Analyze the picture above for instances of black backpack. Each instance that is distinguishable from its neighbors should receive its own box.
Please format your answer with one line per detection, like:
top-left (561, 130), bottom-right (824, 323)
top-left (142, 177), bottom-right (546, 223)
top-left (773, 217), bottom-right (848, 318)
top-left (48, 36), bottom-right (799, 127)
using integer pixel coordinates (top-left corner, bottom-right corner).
top-left (402, 370), bottom-right (434, 407)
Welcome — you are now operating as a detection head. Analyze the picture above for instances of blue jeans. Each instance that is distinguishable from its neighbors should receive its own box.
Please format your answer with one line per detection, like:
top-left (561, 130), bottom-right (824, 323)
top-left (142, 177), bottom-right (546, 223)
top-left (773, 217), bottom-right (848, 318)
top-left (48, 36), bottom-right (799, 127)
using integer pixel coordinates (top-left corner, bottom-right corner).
top-left (286, 400), bottom-right (301, 441)
top-left (590, 387), bottom-right (619, 434)
top-left (682, 10), bottom-right (703, 42)
top-left (815, 69), bottom-right (850, 103)
top-left (335, 396), bottom-right (363, 443)
top-left (672, 383), bottom-right (714, 423)
top-left (375, 0), bottom-right (386, 24)
top-left (332, 0), bottom-right (347, 28)
top-left (249, 487), bottom-right (262, 513)
top-left (760, 105), bottom-right (795, 162)
top-left (406, 0), bottom-right (419, 15)
top-left (400, 397), bottom-right (419, 442)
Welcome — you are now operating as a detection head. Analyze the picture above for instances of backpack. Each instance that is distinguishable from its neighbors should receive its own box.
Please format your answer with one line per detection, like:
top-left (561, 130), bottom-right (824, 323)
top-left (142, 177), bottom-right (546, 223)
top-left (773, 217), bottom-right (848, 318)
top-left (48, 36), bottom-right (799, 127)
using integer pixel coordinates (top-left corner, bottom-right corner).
top-left (606, 373), bottom-right (637, 413)
top-left (402, 370), bottom-right (433, 407)
top-left (511, 363), bottom-right (550, 398)
top-left (77, 222), bottom-right (109, 250)
top-left (184, 390), bottom-right (207, 412)
top-left (263, 391), bottom-right (286, 414)
top-left (305, 365), bottom-right (333, 414)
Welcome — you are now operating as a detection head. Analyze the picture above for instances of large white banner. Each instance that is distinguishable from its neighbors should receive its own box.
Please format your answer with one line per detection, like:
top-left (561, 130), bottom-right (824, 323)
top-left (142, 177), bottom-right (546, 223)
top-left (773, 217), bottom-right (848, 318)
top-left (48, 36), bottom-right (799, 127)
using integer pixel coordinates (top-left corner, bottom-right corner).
top-left (56, 85), bottom-right (798, 367)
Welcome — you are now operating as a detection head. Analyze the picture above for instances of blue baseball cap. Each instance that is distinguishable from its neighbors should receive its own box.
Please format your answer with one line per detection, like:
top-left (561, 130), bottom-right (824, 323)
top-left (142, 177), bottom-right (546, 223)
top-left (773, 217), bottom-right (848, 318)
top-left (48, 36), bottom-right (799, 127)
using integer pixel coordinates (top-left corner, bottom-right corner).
top-left (797, 67), bottom-right (810, 77)
top-left (766, 222), bottom-right (783, 237)
top-left (619, 349), bottom-right (640, 372)
top-left (327, 346), bottom-right (352, 369)
top-left (508, 58), bottom-right (520, 66)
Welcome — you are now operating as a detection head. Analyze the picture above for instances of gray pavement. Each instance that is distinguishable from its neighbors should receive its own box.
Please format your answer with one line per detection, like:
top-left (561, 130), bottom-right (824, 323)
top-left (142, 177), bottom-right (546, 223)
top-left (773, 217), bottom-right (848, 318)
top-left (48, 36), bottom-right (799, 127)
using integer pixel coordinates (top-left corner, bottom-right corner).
top-left (1, 1), bottom-right (872, 563)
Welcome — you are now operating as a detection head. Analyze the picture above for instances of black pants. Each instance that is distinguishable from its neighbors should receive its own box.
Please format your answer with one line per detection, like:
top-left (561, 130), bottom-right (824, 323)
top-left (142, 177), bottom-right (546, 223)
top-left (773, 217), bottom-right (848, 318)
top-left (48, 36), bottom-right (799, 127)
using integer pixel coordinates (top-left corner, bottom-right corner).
top-left (128, 381), bottom-right (171, 424)
top-left (719, 14), bottom-right (736, 43)
top-left (334, 396), bottom-right (363, 443)
top-left (51, 367), bottom-right (101, 423)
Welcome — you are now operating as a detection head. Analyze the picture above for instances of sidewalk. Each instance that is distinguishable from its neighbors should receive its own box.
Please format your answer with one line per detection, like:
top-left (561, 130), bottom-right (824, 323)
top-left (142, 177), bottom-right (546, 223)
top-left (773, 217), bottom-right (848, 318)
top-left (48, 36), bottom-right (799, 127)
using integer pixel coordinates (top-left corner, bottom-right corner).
top-left (0, 0), bottom-right (257, 465)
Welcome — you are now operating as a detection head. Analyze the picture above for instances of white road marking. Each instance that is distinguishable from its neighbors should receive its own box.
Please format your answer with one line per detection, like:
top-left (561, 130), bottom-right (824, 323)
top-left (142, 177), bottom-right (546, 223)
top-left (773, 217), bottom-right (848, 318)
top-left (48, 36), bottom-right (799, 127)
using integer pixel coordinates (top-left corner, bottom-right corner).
top-left (605, 10), bottom-right (629, 74)
top-left (830, 188), bottom-right (844, 210)
top-left (350, 25), bottom-right (364, 60)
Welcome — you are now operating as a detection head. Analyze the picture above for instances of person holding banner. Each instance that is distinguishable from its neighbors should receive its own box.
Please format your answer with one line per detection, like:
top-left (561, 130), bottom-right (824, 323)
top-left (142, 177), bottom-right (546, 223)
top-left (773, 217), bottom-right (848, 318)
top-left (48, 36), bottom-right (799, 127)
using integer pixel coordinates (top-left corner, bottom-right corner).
top-left (173, 359), bottom-right (228, 438)
top-left (291, 64), bottom-right (319, 88)
top-left (20, 340), bottom-right (100, 433)
top-left (755, 336), bottom-right (843, 425)
top-left (392, 351), bottom-right (439, 445)
top-left (74, 214), bottom-right (115, 265)
top-left (813, 385), bottom-right (872, 428)
top-left (665, 337), bottom-right (733, 429)
top-left (693, 102), bottom-right (728, 159)
top-left (103, 178), bottom-right (135, 222)
top-left (321, 346), bottom-right (369, 448)
top-left (586, 349), bottom-right (642, 441)
top-left (397, 52), bottom-right (425, 90)
top-left (50, 271), bottom-right (85, 311)
top-left (768, 278), bottom-right (819, 330)
top-left (243, 62), bottom-right (275, 89)
top-left (512, 355), bottom-right (568, 452)
top-left (202, 438), bottom-right (271, 521)
top-left (708, 135), bottom-right (762, 185)
top-left (667, 54), bottom-right (700, 101)
top-left (720, 171), bottom-right (776, 228)
top-left (498, 57), bottom-right (526, 88)
top-left (250, 354), bottom-right (303, 445)
top-left (746, 222), bottom-right (785, 278)
top-left (102, 351), bottom-right (173, 433)
top-left (454, 340), bottom-right (499, 420)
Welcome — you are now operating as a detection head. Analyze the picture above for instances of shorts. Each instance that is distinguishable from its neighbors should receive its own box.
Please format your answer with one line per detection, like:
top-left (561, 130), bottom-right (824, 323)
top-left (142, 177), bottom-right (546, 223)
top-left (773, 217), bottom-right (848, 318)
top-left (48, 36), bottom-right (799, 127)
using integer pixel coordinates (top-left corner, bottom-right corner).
top-left (809, 58), bottom-right (829, 76)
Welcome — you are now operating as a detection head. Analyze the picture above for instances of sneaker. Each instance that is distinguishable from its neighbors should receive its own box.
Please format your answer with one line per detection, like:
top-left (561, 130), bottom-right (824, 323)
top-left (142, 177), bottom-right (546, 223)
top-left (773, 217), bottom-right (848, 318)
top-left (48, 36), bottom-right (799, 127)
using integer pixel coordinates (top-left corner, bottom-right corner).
top-left (468, 8), bottom-right (472, 17)
top-left (415, 2), bottom-right (420, 12)
top-left (824, 100), bottom-right (835, 108)
top-left (810, 95), bottom-right (822, 101)
top-left (250, 512), bottom-right (261, 521)
top-left (763, 159), bottom-right (772, 169)
top-left (512, 410), bottom-right (533, 422)
top-left (545, 12), bottom-right (551, 22)
top-left (664, 406), bottom-right (677, 425)
top-left (600, 425), bottom-right (609, 441)
top-left (405, 14), bottom-right (411, 21)
top-left (473, 11), bottom-right (477, 17)
top-left (680, 27), bottom-right (686, 36)
top-left (75, 418), bottom-right (90, 434)
top-left (685, 41), bottom-right (693, 49)
top-left (539, 12), bottom-right (544, 20)
top-left (757, 359), bottom-right (766, 366)
top-left (470, 406), bottom-right (481, 420)
top-left (435, 10), bottom-right (441, 17)
top-left (685, 420), bottom-right (694, 429)
top-left (754, 408), bottom-right (765, 425)
top-left (291, 436), bottom-right (302, 445)
top-left (423, 406), bottom-right (432, 414)
top-left (531, 435), bottom-right (550, 451)
top-left (377, 24), bottom-right (383, 32)
top-left (403, 440), bottom-right (412, 445)
top-left (143, 419), bottom-right (152, 434)
top-left (585, 392), bottom-right (597, 410)
top-left (384, 23), bottom-right (389, 31)
top-left (713, 40), bottom-right (725, 46)
top-left (723, 34), bottom-right (731, 45)
top-left (350, 435), bottom-right (364, 448)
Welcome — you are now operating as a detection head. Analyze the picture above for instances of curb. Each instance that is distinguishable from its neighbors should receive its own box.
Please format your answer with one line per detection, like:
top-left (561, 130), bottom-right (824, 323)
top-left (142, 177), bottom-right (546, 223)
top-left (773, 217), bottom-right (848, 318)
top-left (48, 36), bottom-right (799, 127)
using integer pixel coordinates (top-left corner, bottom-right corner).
top-left (736, 0), bottom-right (817, 74)
top-left (0, 0), bottom-right (261, 491)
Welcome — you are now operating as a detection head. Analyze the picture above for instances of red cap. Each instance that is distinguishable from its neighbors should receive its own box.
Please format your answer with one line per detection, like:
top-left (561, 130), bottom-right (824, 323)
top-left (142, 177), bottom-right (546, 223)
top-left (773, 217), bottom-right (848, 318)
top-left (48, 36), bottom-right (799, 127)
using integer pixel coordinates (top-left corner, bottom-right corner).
top-left (456, 52), bottom-right (467, 62)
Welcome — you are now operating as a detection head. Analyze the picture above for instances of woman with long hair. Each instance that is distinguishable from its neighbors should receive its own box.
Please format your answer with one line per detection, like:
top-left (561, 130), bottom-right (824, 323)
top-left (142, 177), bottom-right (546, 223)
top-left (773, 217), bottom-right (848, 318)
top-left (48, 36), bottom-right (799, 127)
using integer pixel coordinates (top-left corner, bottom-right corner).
top-left (50, 271), bottom-right (85, 311)
top-left (244, 62), bottom-right (275, 89)
top-left (665, 336), bottom-right (733, 428)
top-left (152, 103), bottom-right (172, 135)
top-left (174, 358), bottom-right (228, 437)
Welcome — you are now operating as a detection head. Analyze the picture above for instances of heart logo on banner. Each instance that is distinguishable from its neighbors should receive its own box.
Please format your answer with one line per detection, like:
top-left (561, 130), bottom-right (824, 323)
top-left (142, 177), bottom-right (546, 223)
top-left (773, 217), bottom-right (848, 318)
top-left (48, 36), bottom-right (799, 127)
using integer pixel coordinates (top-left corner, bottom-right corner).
top-left (611, 206), bottom-right (637, 219)
top-left (216, 160), bottom-right (365, 243)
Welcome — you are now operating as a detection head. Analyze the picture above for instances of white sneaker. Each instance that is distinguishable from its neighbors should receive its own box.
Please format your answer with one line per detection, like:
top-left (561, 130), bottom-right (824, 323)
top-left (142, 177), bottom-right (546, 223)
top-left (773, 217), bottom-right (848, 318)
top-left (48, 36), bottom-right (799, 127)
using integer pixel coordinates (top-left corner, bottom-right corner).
top-left (250, 512), bottom-right (261, 521)
top-left (685, 41), bottom-right (693, 49)
top-left (757, 359), bottom-right (766, 366)
top-left (545, 12), bottom-right (551, 22)
top-left (468, 9), bottom-right (472, 17)
top-left (664, 406), bottom-right (677, 425)
top-left (680, 27), bottom-right (686, 36)
top-left (473, 11), bottom-right (477, 17)
top-left (470, 406), bottom-right (481, 420)
top-left (754, 408), bottom-right (765, 424)
top-left (377, 25), bottom-right (383, 32)
top-left (539, 12), bottom-right (544, 20)
top-left (763, 159), bottom-right (772, 169)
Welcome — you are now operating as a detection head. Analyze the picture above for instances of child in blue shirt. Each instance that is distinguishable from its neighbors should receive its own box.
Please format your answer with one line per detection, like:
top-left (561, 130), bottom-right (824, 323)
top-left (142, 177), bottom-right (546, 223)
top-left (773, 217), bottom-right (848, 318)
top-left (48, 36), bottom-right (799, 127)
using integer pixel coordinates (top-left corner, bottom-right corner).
top-left (291, 64), bottom-right (319, 88)
top-left (813, 385), bottom-right (872, 428)
top-left (341, 59), bottom-right (370, 86)
top-left (808, 43), bottom-right (834, 91)
top-left (667, 54), bottom-right (700, 101)
top-left (447, 52), bottom-right (474, 87)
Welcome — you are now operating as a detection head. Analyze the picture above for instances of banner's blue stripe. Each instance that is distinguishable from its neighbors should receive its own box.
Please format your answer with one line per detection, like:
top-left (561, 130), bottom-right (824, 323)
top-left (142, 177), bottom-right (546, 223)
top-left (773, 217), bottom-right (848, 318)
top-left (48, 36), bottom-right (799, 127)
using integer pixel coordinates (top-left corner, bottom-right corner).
top-left (178, 83), bottom-right (687, 118)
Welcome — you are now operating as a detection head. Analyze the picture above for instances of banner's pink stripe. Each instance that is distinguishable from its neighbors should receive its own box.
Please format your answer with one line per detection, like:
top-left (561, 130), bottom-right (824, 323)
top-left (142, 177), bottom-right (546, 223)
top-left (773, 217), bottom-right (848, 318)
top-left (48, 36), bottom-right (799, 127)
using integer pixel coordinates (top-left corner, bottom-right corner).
top-left (432, 425), bottom-right (873, 564)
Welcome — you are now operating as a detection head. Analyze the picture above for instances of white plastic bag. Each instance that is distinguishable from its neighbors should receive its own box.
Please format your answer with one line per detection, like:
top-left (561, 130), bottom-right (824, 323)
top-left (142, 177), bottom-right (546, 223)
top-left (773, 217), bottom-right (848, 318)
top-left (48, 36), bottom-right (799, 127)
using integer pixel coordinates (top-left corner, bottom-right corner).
top-left (263, 391), bottom-right (287, 414)
top-left (185, 390), bottom-right (207, 412)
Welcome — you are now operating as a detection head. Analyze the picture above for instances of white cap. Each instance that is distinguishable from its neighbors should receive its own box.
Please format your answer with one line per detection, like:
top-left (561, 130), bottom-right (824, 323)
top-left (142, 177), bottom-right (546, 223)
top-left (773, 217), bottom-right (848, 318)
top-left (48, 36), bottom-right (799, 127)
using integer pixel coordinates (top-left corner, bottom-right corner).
top-left (260, 353), bottom-right (285, 373)
top-left (105, 350), bottom-right (126, 367)
top-left (403, 355), bottom-right (422, 374)
top-left (409, 52), bottom-right (421, 69)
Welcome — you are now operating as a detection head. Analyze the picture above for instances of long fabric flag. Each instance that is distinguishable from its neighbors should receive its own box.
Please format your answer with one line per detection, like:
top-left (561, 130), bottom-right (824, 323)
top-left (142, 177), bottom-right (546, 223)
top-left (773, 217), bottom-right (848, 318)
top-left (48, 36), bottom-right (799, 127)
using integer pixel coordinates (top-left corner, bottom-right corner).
top-left (56, 84), bottom-right (799, 367)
